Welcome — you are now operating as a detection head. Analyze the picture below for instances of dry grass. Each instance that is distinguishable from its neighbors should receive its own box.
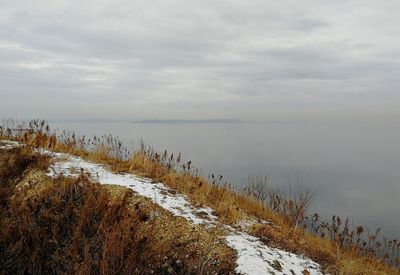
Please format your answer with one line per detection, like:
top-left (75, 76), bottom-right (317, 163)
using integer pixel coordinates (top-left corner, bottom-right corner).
top-left (0, 147), bottom-right (236, 274)
top-left (0, 148), bottom-right (140, 274)
top-left (1, 119), bottom-right (399, 274)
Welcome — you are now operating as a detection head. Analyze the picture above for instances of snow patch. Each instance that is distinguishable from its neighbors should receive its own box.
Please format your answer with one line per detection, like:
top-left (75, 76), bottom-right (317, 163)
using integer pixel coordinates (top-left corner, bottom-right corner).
top-left (0, 140), bottom-right (24, 150)
top-left (236, 218), bottom-right (270, 231)
top-left (226, 233), bottom-right (323, 275)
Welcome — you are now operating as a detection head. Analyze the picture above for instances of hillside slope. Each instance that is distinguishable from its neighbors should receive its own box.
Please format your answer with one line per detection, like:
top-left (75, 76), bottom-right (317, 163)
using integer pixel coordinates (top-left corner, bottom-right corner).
top-left (0, 144), bottom-right (236, 274)
top-left (0, 141), bottom-right (324, 274)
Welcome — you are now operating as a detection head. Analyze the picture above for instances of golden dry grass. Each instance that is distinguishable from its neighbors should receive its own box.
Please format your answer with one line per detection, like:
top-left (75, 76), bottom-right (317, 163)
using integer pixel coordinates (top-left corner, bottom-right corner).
top-left (0, 147), bottom-right (236, 274)
top-left (127, 150), bottom-right (400, 274)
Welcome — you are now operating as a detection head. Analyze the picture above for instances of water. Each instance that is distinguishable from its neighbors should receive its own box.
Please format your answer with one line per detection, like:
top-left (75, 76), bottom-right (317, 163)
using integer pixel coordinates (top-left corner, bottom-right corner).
top-left (50, 120), bottom-right (400, 238)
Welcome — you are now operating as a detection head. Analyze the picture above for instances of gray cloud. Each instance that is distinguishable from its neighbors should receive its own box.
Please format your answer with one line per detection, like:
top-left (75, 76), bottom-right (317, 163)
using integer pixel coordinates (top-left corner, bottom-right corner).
top-left (0, 0), bottom-right (400, 120)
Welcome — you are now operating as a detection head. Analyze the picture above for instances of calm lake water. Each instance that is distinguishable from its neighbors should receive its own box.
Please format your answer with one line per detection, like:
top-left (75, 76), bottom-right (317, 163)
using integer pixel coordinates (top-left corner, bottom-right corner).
top-left (50, 121), bottom-right (400, 238)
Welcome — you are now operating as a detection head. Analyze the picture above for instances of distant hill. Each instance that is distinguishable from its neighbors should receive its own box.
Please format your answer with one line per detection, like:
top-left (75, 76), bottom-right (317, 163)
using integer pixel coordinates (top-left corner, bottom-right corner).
top-left (133, 119), bottom-right (243, 124)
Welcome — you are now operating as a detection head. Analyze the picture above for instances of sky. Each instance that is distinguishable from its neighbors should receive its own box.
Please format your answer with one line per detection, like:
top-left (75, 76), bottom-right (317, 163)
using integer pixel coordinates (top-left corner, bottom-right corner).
top-left (0, 0), bottom-right (399, 121)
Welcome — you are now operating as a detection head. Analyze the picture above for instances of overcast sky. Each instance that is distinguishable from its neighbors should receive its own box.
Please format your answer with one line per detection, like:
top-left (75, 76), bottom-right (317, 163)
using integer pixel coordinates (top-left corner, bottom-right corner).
top-left (1, 0), bottom-right (399, 121)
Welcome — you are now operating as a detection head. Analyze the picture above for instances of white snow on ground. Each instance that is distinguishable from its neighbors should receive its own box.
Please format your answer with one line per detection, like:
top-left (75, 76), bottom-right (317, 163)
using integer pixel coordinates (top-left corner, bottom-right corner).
top-left (226, 233), bottom-right (323, 275)
top-left (2, 143), bottom-right (325, 275)
top-left (0, 140), bottom-right (23, 150)
top-left (235, 217), bottom-right (270, 231)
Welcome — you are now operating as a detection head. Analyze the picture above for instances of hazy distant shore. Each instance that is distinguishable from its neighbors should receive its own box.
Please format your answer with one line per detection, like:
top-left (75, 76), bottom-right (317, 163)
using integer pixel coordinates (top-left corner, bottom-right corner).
top-left (133, 119), bottom-right (243, 124)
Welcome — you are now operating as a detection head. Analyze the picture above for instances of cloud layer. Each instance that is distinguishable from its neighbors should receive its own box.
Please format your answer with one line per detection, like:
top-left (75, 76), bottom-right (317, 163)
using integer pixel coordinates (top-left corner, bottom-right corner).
top-left (1, 0), bottom-right (399, 120)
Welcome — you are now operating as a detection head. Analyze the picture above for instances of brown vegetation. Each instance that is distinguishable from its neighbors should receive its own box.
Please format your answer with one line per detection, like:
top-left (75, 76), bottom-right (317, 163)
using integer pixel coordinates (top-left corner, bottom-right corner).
top-left (0, 147), bottom-right (235, 274)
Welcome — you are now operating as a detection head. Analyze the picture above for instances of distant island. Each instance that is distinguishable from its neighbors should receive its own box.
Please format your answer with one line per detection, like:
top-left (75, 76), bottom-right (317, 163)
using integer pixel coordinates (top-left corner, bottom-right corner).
top-left (133, 119), bottom-right (243, 124)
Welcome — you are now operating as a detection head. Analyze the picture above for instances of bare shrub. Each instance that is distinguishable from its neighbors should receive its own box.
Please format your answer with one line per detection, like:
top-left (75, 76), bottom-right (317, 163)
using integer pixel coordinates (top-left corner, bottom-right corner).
top-left (243, 174), bottom-right (271, 202)
top-left (243, 173), bottom-right (313, 227)
top-left (310, 214), bottom-right (400, 267)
